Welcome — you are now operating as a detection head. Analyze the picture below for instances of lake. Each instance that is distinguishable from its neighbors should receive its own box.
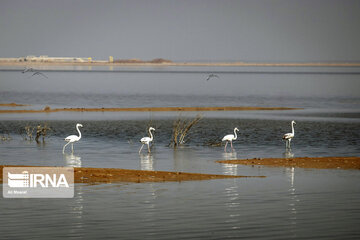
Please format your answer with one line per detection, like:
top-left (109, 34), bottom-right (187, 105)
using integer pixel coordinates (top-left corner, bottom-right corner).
top-left (0, 65), bottom-right (359, 239)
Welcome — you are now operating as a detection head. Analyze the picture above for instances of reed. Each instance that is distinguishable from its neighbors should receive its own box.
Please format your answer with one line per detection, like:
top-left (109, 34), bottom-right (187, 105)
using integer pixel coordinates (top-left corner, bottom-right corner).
top-left (170, 114), bottom-right (202, 147)
top-left (35, 123), bottom-right (51, 142)
top-left (21, 123), bottom-right (51, 142)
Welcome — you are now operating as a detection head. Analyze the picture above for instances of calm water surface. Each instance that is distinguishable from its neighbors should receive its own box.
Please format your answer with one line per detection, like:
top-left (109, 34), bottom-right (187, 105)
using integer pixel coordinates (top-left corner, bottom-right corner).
top-left (0, 66), bottom-right (359, 239)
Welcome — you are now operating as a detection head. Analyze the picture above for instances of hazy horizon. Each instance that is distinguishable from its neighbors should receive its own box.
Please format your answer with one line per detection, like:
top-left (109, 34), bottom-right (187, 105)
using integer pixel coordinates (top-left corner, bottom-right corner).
top-left (1, 0), bottom-right (360, 62)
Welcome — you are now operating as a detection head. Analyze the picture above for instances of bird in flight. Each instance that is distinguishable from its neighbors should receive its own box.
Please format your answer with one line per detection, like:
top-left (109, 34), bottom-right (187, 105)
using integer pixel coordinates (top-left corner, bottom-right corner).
top-left (29, 71), bottom-right (48, 78)
top-left (206, 73), bottom-right (220, 81)
top-left (22, 67), bottom-right (34, 73)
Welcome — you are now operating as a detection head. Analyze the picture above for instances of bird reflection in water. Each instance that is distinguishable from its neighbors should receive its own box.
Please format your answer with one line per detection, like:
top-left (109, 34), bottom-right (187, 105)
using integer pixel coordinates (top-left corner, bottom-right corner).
top-left (139, 153), bottom-right (154, 171)
top-left (286, 167), bottom-right (299, 228)
top-left (221, 151), bottom-right (238, 175)
top-left (283, 148), bottom-right (295, 158)
top-left (222, 151), bottom-right (237, 160)
top-left (64, 153), bottom-right (82, 167)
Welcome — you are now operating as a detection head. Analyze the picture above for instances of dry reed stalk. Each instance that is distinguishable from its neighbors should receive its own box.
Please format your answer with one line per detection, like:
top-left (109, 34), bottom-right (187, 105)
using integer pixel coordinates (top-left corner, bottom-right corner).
top-left (170, 114), bottom-right (202, 147)
top-left (35, 123), bottom-right (51, 142)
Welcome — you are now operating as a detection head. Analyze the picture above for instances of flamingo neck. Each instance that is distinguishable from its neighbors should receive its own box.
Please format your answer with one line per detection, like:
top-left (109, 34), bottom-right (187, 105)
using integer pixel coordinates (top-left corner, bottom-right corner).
top-left (77, 125), bottom-right (82, 139)
top-left (291, 122), bottom-right (295, 135)
top-left (233, 128), bottom-right (238, 140)
top-left (149, 129), bottom-right (154, 140)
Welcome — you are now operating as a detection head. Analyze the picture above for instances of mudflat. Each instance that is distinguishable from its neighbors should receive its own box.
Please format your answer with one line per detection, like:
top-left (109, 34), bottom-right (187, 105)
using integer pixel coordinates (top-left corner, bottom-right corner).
top-left (0, 165), bottom-right (265, 184)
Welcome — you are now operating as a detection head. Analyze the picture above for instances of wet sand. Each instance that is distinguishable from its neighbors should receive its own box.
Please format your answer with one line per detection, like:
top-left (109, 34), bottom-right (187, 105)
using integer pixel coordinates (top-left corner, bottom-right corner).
top-left (0, 106), bottom-right (300, 114)
top-left (0, 165), bottom-right (264, 184)
top-left (217, 157), bottom-right (360, 170)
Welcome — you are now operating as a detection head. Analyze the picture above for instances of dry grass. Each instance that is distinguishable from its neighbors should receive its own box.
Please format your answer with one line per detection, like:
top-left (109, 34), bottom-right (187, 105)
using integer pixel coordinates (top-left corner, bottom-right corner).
top-left (35, 123), bottom-right (51, 142)
top-left (23, 126), bottom-right (35, 140)
top-left (170, 114), bottom-right (202, 147)
top-left (21, 123), bottom-right (51, 142)
top-left (0, 133), bottom-right (11, 141)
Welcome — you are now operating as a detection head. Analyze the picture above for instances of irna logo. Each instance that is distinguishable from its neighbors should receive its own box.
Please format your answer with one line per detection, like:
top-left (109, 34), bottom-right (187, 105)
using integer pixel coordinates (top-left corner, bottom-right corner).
top-left (8, 171), bottom-right (69, 188)
top-left (3, 167), bottom-right (74, 198)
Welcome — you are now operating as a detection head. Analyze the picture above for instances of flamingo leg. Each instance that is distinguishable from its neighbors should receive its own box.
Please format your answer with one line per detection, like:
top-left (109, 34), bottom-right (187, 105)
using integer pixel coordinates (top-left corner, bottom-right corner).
top-left (230, 141), bottom-right (233, 151)
top-left (147, 143), bottom-right (151, 153)
top-left (224, 141), bottom-right (228, 152)
top-left (139, 144), bottom-right (144, 154)
top-left (63, 142), bottom-right (71, 154)
top-left (288, 139), bottom-right (291, 149)
top-left (71, 143), bottom-right (74, 153)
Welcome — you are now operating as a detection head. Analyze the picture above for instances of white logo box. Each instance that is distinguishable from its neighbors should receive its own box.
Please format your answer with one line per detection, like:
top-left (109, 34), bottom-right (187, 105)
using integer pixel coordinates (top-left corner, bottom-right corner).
top-left (3, 167), bottom-right (74, 198)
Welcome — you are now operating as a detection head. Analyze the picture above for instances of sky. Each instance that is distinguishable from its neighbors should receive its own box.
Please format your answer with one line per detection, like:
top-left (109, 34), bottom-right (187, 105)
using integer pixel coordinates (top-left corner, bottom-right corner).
top-left (1, 0), bottom-right (360, 62)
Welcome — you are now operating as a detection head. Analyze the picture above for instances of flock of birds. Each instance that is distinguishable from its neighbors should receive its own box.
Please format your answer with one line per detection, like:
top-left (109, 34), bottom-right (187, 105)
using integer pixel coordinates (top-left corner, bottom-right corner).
top-left (62, 120), bottom-right (296, 154)
top-left (21, 67), bottom-right (48, 78)
top-left (19, 69), bottom-right (296, 154)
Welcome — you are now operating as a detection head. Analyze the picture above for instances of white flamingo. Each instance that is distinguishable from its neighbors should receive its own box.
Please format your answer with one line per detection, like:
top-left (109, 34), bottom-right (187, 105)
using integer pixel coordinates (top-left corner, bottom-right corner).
top-left (63, 123), bottom-right (83, 154)
top-left (222, 127), bottom-right (239, 152)
top-left (139, 127), bottom-right (155, 154)
top-left (282, 120), bottom-right (296, 149)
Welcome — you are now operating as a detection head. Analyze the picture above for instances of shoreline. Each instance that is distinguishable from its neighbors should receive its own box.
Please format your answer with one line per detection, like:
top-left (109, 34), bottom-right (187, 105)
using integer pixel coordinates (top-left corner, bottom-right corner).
top-left (1, 61), bottom-right (360, 67)
top-left (217, 156), bottom-right (360, 170)
top-left (0, 106), bottom-right (301, 114)
top-left (0, 165), bottom-right (264, 184)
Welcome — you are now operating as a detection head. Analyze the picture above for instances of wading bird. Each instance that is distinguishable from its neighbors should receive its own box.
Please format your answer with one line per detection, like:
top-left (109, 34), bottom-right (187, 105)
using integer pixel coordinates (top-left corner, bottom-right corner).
top-left (139, 127), bottom-right (155, 154)
top-left (63, 123), bottom-right (83, 154)
top-left (206, 73), bottom-right (219, 81)
top-left (222, 127), bottom-right (239, 152)
top-left (282, 120), bottom-right (296, 149)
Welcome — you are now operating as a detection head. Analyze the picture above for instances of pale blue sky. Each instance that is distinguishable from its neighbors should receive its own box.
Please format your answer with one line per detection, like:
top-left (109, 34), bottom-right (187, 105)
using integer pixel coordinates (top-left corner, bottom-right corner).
top-left (1, 0), bottom-right (360, 62)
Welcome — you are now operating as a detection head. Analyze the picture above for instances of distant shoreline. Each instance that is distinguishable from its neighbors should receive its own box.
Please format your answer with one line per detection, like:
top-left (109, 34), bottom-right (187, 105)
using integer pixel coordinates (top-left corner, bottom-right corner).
top-left (1, 61), bottom-right (360, 67)
top-left (0, 106), bottom-right (301, 114)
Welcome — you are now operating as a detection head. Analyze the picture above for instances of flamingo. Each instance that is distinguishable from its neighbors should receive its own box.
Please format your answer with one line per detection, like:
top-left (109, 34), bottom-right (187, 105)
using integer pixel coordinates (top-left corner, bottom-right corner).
top-left (63, 123), bottom-right (83, 154)
top-left (222, 127), bottom-right (239, 152)
top-left (139, 127), bottom-right (155, 154)
top-left (282, 120), bottom-right (296, 149)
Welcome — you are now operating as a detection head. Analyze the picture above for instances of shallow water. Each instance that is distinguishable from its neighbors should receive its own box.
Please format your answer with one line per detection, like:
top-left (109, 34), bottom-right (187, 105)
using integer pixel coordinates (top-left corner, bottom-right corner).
top-left (0, 66), bottom-right (360, 239)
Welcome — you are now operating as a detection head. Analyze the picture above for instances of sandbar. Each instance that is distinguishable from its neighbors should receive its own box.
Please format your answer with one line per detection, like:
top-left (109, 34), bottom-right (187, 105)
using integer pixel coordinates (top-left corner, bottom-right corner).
top-left (0, 165), bottom-right (265, 184)
top-left (0, 103), bottom-right (30, 107)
